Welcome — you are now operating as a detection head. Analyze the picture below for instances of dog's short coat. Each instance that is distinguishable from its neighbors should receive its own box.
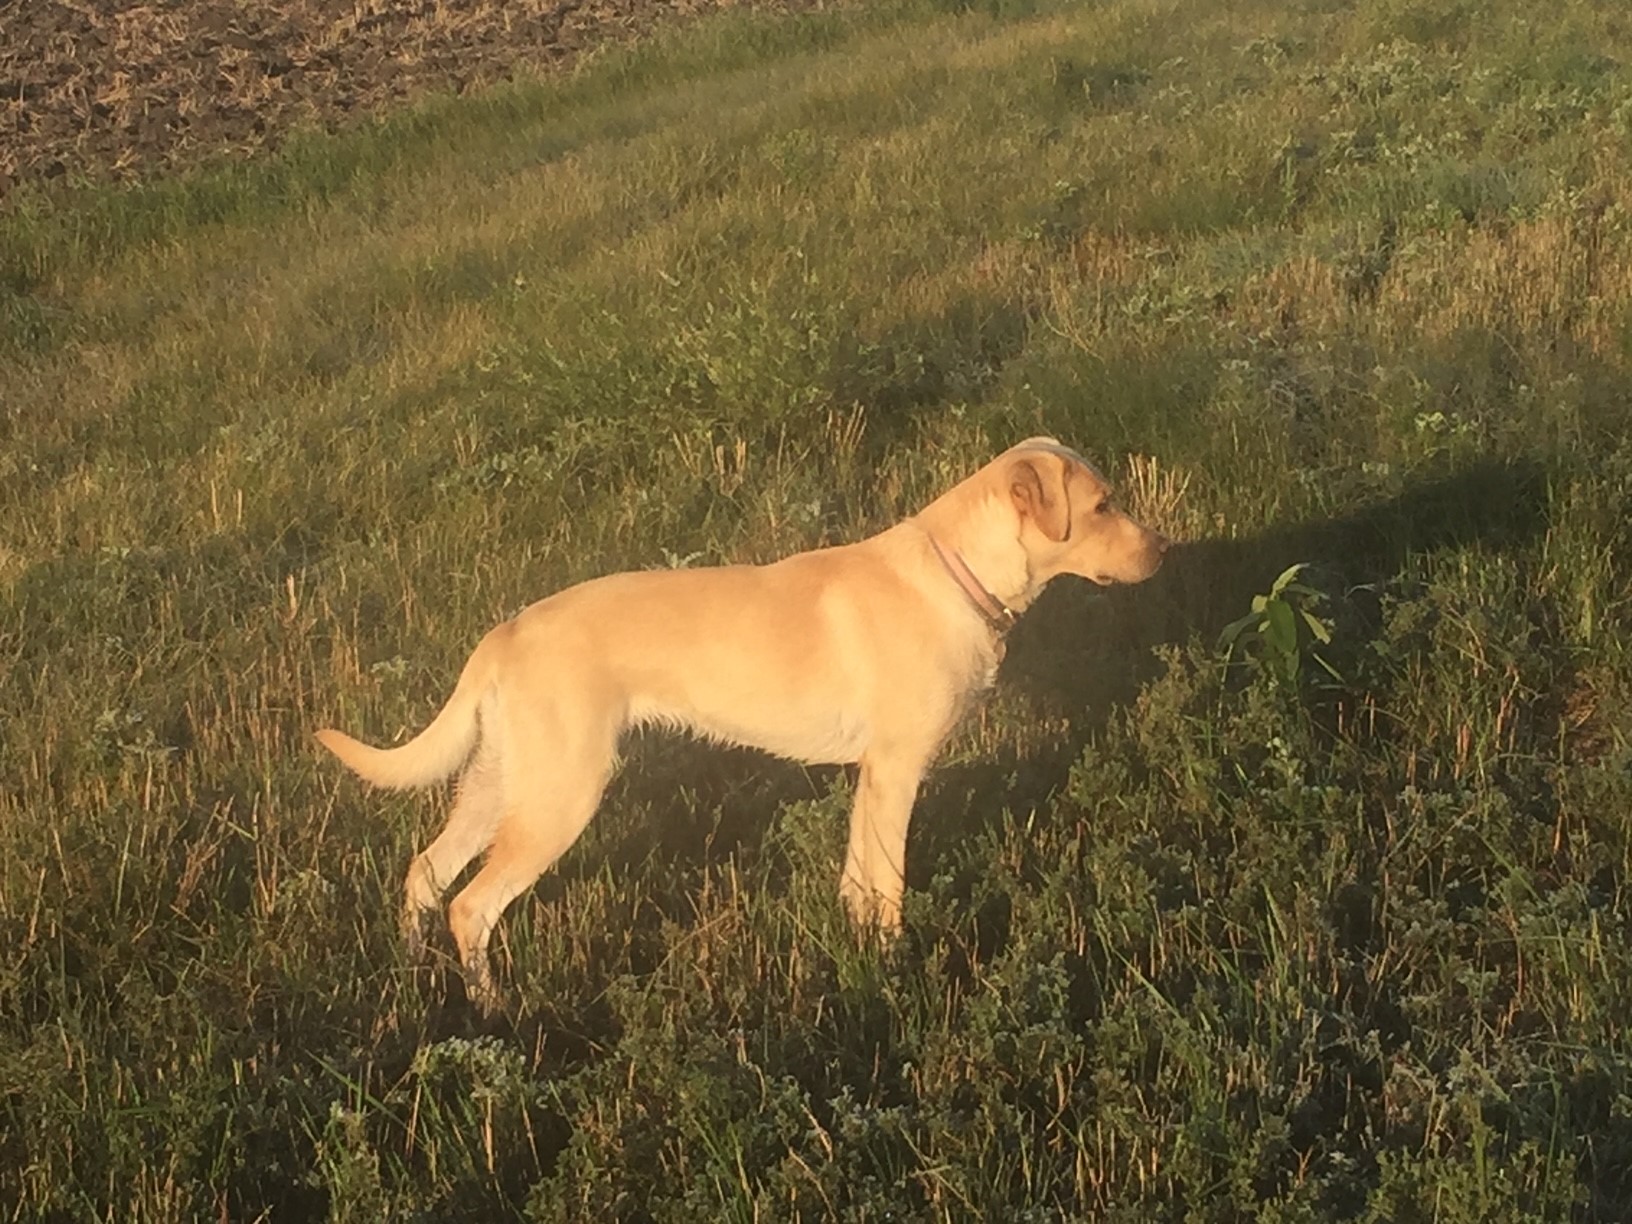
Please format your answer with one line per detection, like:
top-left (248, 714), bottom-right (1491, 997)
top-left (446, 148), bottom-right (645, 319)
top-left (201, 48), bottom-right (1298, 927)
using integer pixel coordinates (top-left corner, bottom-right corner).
top-left (317, 438), bottom-right (1169, 1009)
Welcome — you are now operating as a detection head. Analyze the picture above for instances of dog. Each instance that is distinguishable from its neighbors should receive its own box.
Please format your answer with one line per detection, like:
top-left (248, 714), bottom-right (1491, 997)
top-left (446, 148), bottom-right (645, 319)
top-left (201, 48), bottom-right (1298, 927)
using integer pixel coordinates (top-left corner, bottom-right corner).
top-left (316, 438), bottom-right (1169, 1009)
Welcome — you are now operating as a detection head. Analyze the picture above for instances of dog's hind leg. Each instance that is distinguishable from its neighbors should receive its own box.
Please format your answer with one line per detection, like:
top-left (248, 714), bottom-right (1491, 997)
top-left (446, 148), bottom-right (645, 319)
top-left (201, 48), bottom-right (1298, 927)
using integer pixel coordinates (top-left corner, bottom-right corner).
top-left (402, 736), bottom-right (503, 959)
top-left (445, 703), bottom-right (619, 1012)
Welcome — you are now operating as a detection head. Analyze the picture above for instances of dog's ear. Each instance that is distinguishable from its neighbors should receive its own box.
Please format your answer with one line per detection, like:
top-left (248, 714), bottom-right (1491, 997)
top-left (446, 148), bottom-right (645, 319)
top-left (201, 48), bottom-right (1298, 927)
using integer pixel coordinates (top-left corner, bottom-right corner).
top-left (1010, 455), bottom-right (1072, 542)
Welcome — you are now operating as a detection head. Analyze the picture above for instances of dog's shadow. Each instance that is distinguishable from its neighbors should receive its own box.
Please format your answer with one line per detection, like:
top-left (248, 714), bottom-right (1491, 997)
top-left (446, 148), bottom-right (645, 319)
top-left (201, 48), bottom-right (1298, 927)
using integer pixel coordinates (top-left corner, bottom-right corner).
top-left (912, 455), bottom-right (1550, 867)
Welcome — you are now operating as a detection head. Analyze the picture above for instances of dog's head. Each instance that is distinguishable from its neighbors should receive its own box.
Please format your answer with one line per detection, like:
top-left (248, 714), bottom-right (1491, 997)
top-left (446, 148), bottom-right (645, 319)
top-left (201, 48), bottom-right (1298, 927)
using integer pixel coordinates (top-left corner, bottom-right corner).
top-left (1002, 437), bottom-right (1169, 587)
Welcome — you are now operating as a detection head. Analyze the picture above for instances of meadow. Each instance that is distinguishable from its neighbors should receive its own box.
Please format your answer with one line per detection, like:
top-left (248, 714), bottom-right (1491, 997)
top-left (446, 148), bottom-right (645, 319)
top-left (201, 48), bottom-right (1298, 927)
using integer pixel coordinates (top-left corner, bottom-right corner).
top-left (3, 0), bottom-right (1632, 1217)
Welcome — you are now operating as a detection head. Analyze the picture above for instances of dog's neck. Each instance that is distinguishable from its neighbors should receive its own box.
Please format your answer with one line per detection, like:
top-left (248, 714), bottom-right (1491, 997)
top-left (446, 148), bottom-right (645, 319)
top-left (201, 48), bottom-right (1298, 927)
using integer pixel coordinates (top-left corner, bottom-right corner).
top-left (912, 486), bottom-right (1040, 635)
top-left (927, 535), bottom-right (1018, 636)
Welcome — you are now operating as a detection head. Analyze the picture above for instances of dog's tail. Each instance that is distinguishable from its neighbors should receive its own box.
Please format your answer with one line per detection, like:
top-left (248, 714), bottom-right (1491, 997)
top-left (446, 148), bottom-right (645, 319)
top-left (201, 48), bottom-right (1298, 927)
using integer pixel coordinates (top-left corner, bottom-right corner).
top-left (315, 637), bottom-right (497, 790)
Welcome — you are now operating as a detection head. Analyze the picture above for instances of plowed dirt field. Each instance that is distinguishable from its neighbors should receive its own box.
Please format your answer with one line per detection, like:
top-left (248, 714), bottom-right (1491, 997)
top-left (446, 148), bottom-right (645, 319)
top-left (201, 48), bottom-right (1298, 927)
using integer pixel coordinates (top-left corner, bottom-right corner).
top-left (0, 0), bottom-right (811, 197)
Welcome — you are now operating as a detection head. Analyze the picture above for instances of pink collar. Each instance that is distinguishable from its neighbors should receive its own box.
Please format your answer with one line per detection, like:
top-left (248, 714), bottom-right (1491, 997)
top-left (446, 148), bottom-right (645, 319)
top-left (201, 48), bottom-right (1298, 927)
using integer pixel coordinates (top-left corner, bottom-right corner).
top-left (928, 536), bottom-right (1018, 636)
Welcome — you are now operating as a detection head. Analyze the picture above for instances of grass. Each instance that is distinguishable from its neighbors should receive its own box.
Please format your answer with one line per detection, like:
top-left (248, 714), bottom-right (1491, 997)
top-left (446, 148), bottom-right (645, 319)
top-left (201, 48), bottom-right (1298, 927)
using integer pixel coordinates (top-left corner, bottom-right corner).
top-left (3, 0), bottom-right (1632, 1216)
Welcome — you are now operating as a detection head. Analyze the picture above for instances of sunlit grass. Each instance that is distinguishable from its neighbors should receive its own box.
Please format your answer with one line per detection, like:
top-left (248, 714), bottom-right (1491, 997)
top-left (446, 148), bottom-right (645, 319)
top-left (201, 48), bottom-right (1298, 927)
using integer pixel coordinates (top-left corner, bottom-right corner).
top-left (3, 0), bottom-right (1632, 1216)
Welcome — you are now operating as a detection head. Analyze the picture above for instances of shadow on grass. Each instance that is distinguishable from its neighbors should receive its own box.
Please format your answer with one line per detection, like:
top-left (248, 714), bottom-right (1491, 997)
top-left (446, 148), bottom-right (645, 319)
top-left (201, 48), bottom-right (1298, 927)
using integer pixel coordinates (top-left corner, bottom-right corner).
top-left (1022, 454), bottom-right (1546, 708)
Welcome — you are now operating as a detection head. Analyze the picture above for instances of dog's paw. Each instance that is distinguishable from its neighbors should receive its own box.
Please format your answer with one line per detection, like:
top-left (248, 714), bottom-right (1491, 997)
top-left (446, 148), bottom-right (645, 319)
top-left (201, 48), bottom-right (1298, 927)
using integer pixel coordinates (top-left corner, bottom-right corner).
top-left (461, 960), bottom-right (505, 1017)
top-left (400, 907), bottom-right (433, 961)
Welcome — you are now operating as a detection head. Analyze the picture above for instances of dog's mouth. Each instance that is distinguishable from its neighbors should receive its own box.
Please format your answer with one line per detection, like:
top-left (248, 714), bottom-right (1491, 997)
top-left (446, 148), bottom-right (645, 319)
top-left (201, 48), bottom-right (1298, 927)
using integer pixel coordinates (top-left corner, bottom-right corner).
top-left (1088, 556), bottom-right (1166, 586)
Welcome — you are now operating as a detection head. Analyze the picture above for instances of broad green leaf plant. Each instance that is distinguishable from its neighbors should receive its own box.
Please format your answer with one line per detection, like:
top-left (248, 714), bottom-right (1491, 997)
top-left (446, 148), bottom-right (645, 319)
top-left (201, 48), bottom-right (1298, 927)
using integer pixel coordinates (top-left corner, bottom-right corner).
top-left (1218, 563), bottom-right (1339, 689)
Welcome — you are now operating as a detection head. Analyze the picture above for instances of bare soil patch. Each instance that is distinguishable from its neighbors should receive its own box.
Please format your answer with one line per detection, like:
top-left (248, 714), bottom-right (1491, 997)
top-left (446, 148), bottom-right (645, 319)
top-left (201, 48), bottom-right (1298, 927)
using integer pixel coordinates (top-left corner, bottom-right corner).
top-left (0, 0), bottom-right (814, 198)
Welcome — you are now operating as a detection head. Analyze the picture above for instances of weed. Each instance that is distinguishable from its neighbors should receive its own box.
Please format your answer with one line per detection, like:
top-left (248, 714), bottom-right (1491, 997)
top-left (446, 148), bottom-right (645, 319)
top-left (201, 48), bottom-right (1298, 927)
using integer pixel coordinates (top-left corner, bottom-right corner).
top-left (1219, 564), bottom-right (1341, 691)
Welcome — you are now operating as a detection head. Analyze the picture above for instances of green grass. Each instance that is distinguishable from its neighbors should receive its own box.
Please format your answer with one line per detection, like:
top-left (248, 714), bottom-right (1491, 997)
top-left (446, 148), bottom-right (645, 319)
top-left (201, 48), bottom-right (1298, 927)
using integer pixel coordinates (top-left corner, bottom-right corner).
top-left (4, 0), bottom-right (1632, 1216)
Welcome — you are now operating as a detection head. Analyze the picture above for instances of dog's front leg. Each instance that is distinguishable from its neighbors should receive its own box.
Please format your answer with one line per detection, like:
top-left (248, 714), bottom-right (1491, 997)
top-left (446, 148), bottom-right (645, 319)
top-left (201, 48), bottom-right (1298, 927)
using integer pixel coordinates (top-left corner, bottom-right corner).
top-left (838, 752), bottom-right (925, 933)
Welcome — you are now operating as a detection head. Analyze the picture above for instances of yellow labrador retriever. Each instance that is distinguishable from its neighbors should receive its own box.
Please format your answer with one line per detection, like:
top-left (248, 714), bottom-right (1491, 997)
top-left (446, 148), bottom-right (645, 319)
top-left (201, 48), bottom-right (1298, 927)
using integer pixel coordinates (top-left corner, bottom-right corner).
top-left (317, 438), bottom-right (1168, 1009)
